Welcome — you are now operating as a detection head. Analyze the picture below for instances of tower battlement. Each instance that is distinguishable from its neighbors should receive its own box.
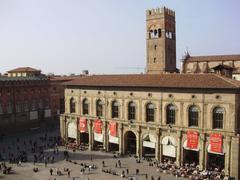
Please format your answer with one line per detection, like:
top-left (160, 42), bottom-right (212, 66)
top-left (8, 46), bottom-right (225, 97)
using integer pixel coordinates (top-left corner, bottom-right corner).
top-left (146, 7), bottom-right (175, 18)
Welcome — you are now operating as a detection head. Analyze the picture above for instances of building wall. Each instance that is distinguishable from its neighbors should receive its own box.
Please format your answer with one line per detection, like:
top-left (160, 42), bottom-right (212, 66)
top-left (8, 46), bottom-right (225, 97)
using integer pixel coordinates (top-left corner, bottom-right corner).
top-left (61, 87), bottom-right (240, 179)
top-left (183, 60), bottom-right (240, 75)
top-left (0, 79), bottom-right (65, 132)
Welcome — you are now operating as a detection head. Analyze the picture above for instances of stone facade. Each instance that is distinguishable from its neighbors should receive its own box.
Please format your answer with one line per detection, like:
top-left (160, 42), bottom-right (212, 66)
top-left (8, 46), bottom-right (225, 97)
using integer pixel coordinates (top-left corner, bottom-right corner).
top-left (181, 55), bottom-right (240, 80)
top-left (0, 68), bottom-right (74, 133)
top-left (60, 87), bottom-right (240, 179)
top-left (146, 7), bottom-right (176, 74)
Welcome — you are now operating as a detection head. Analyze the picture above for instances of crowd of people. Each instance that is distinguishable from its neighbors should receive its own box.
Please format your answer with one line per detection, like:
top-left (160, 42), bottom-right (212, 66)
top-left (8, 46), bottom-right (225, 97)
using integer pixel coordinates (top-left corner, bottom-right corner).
top-left (0, 131), bottom-right (234, 179)
top-left (0, 131), bottom-right (62, 176)
top-left (143, 158), bottom-right (231, 180)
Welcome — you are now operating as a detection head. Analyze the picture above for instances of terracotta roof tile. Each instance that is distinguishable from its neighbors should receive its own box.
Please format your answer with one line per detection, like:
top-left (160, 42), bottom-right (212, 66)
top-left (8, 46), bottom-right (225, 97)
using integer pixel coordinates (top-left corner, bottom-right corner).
top-left (184, 55), bottom-right (240, 62)
top-left (65, 74), bottom-right (240, 90)
top-left (7, 67), bottom-right (41, 73)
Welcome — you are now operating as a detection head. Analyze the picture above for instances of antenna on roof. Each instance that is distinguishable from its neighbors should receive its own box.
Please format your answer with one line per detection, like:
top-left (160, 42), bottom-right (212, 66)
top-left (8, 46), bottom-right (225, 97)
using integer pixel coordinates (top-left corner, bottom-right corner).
top-left (183, 47), bottom-right (191, 60)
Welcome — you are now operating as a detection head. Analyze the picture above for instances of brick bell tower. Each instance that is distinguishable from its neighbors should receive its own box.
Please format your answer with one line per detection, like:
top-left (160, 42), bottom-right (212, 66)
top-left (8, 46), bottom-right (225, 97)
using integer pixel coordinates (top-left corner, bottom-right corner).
top-left (146, 7), bottom-right (176, 74)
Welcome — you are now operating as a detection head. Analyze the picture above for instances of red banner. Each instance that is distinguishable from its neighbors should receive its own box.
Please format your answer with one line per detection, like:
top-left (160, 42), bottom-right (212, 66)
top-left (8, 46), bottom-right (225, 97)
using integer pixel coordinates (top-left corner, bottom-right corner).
top-left (94, 119), bottom-right (102, 134)
top-left (210, 133), bottom-right (222, 153)
top-left (79, 118), bottom-right (87, 133)
top-left (109, 121), bottom-right (117, 137)
top-left (187, 130), bottom-right (199, 149)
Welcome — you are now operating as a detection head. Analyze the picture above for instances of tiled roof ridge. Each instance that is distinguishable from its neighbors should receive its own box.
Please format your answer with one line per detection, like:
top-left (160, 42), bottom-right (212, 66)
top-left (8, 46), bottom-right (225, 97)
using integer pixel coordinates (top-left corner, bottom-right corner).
top-left (189, 54), bottom-right (240, 58)
top-left (65, 73), bottom-right (240, 90)
top-left (8, 67), bottom-right (40, 72)
top-left (184, 54), bottom-right (240, 62)
top-left (212, 73), bottom-right (240, 88)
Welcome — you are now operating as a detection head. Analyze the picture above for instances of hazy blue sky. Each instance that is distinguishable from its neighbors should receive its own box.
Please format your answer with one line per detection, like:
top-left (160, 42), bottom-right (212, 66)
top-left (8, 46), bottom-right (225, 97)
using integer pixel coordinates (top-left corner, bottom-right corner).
top-left (0, 0), bottom-right (239, 75)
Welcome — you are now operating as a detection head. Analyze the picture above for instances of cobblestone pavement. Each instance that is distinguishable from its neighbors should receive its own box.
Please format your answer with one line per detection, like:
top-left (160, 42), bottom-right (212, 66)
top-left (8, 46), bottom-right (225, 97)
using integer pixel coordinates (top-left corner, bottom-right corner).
top-left (0, 130), bottom-right (184, 180)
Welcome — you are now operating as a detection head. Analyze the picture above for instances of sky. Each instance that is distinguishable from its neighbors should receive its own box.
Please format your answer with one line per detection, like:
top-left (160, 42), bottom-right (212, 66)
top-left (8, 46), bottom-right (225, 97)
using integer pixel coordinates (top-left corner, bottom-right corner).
top-left (0, 0), bottom-right (239, 75)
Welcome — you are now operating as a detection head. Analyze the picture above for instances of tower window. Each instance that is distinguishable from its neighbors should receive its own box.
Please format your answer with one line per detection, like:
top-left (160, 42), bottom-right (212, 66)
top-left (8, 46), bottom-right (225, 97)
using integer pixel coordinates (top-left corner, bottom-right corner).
top-left (153, 58), bottom-right (156, 63)
top-left (158, 29), bottom-right (161, 37)
top-left (154, 45), bottom-right (157, 50)
top-left (154, 29), bottom-right (158, 37)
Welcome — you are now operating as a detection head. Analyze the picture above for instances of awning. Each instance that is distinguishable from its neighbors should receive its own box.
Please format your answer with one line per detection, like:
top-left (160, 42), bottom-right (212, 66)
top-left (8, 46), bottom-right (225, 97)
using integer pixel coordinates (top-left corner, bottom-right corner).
top-left (143, 134), bottom-right (156, 148)
top-left (94, 132), bottom-right (103, 142)
top-left (68, 122), bottom-right (77, 139)
top-left (162, 136), bottom-right (176, 158)
top-left (162, 136), bottom-right (176, 146)
top-left (109, 135), bottom-right (119, 144)
top-left (207, 144), bottom-right (224, 155)
top-left (183, 140), bottom-right (199, 151)
top-left (143, 141), bottom-right (155, 148)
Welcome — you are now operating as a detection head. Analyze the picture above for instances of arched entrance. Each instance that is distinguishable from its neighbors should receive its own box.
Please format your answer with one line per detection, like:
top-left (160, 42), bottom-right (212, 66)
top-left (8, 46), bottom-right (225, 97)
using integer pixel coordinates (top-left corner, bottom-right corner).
top-left (207, 144), bottom-right (225, 171)
top-left (80, 133), bottom-right (89, 145)
top-left (108, 121), bottom-right (119, 152)
top-left (124, 131), bottom-right (136, 155)
top-left (67, 122), bottom-right (77, 143)
top-left (161, 136), bottom-right (176, 162)
top-left (183, 140), bottom-right (199, 165)
top-left (79, 118), bottom-right (89, 146)
top-left (142, 134), bottom-right (156, 157)
top-left (207, 134), bottom-right (225, 171)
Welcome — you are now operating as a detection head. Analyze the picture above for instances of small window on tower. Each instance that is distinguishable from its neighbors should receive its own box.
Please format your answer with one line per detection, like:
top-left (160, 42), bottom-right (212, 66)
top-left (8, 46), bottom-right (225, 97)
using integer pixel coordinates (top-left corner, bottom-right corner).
top-left (153, 58), bottom-right (156, 63)
top-left (154, 30), bottom-right (158, 38)
top-left (158, 29), bottom-right (161, 37)
top-left (154, 45), bottom-right (157, 50)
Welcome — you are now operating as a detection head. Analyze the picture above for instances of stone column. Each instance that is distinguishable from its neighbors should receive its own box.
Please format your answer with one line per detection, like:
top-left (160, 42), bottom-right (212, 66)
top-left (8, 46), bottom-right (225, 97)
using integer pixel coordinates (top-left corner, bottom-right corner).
top-left (60, 115), bottom-right (65, 139)
top-left (199, 133), bottom-right (206, 170)
top-left (176, 130), bottom-right (182, 166)
top-left (155, 129), bottom-right (160, 161)
top-left (136, 127), bottom-right (142, 158)
top-left (119, 123), bottom-right (124, 155)
top-left (103, 121), bottom-right (109, 151)
top-left (230, 136), bottom-right (240, 179)
top-left (76, 118), bottom-right (80, 144)
top-left (225, 136), bottom-right (231, 176)
top-left (88, 120), bottom-right (93, 150)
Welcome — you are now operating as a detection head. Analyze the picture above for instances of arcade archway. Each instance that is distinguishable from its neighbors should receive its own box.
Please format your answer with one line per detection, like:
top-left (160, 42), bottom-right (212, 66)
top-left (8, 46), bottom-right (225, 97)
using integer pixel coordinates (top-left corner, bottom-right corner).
top-left (142, 134), bottom-right (156, 157)
top-left (124, 131), bottom-right (136, 155)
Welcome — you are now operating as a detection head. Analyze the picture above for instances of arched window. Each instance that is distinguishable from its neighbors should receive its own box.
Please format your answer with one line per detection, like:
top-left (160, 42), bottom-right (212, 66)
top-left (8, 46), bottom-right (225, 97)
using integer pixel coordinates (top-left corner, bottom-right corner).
top-left (149, 30), bottom-right (153, 39)
top-left (158, 29), bottom-right (161, 37)
top-left (154, 29), bottom-right (158, 38)
top-left (128, 101), bottom-right (136, 120)
top-left (112, 101), bottom-right (119, 118)
top-left (213, 107), bottom-right (224, 129)
top-left (82, 98), bottom-right (89, 115)
top-left (188, 106), bottom-right (199, 127)
top-left (70, 98), bottom-right (76, 113)
top-left (96, 99), bottom-right (103, 117)
top-left (146, 103), bottom-right (154, 122)
top-left (166, 104), bottom-right (176, 124)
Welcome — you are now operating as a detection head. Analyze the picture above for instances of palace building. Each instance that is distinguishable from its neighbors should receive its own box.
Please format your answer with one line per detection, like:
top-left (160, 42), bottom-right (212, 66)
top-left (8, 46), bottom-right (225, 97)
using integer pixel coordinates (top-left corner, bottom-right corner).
top-left (0, 67), bottom-right (74, 133)
top-left (60, 7), bottom-right (240, 179)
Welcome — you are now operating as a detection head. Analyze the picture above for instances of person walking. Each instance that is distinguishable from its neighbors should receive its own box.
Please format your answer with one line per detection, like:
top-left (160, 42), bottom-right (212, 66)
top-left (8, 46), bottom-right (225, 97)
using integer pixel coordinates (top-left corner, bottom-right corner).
top-left (50, 168), bottom-right (53, 175)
